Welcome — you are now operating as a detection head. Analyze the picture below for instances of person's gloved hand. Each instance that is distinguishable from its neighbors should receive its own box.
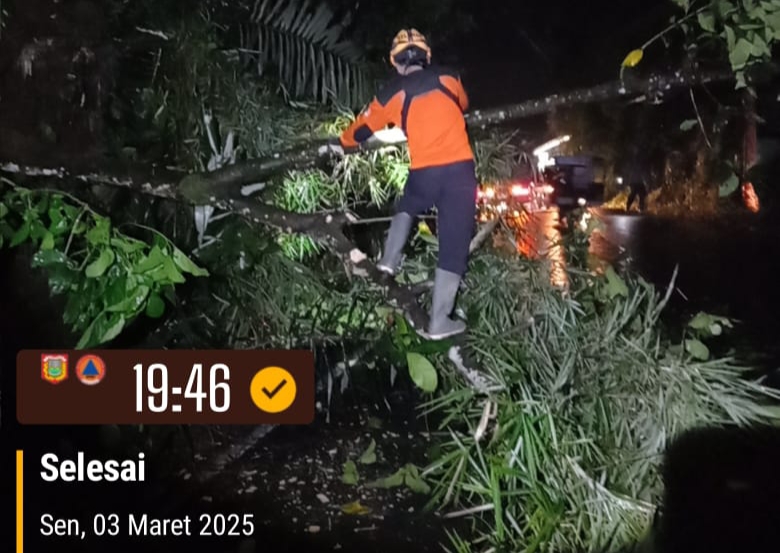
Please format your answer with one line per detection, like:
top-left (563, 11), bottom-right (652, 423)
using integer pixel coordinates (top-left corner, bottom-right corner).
top-left (318, 138), bottom-right (345, 157)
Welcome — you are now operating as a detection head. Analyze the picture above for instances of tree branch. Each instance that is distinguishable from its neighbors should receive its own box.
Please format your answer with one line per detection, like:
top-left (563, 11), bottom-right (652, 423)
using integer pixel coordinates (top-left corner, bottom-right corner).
top-left (464, 68), bottom-right (740, 129)
top-left (469, 218), bottom-right (500, 254)
top-left (226, 197), bottom-right (432, 331)
top-left (0, 164), bottom-right (434, 340)
top-left (0, 160), bottom-right (184, 200)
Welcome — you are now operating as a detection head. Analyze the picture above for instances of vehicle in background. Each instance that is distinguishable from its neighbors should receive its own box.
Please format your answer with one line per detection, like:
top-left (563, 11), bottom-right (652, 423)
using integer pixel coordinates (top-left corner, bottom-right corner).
top-left (476, 179), bottom-right (554, 219)
top-left (477, 152), bottom-right (554, 220)
top-left (475, 138), bottom-right (606, 221)
top-left (542, 155), bottom-right (606, 209)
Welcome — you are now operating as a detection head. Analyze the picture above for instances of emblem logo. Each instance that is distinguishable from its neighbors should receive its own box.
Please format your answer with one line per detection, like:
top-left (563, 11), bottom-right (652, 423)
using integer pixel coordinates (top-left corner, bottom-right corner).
top-left (75, 354), bottom-right (106, 386)
top-left (41, 354), bottom-right (69, 384)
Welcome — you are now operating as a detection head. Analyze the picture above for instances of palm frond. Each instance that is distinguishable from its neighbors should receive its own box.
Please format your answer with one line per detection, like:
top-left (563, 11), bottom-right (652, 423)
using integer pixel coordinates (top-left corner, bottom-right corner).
top-left (240, 0), bottom-right (370, 108)
top-left (473, 132), bottom-right (521, 183)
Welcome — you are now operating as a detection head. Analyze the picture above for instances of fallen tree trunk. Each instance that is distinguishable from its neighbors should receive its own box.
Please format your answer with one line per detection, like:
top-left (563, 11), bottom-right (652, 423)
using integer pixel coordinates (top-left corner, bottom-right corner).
top-left (2, 66), bottom-right (757, 200)
top-left (179, 67), bottom-right (747, 192)
top-left (0, 160), bottom-right (184, 199)
top-left (464, 68), bottom-right (738, 129)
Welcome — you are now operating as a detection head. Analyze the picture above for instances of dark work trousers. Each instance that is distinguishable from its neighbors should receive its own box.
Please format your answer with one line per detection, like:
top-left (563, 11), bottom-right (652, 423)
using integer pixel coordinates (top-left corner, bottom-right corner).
top-left (396, 159), bottom-right (478, 276)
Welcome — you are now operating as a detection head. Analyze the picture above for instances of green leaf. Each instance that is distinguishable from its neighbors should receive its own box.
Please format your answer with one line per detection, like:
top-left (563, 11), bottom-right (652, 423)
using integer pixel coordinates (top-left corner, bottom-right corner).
top-left (725, 25), bottom-right (737, 50)
top-left (0, 202), bottom-right (9, 219)
top-left (341, 460), bottom-right (359, 485)
top-left (604, 265), bottom-right (629, 298)
top-left (173, 247), bottom-right (209, 277)
top-left (366, 468), bottom-right (405, 489)
top-left (32, 196), bottom-right (49, 215)
top-left (86, 216), bottom-right (111, 246)
top-left (77, 311), bottom-right (127, 348)
top-left (751, 32), bottom-right (770, 56)
top-left (766, 11), bottom-right (780, 32)
top-left (729, 37), bottom-right (753, 69)
top-left (719, 172), bottom-right (740, 197)
top-left (145, 293), bottom-right (165, 318)
top-left (698, 11), bottom-right (716, 32)
top-left (688, 313), bottom-right (733, 338)
top-left (64, 292), bottom-right (90, 327)
top-left (49, 264), bottom-right (80, 294)
top-left (29, 219), bottom-right (47, 241)
top-left (679, 119), bottom-right (698, 131)
top-left (688, 311), bottom-right (715, 329)
top-left (406, 352), bottom-right (438, 392)
top-left (76, 316), bottom-right (99, 349)
top-left (717, 0), bottom-right (737, 18)
top-left (62, 203), bottom-right (80, 220)
top-left (104, 275), bottom-right (129, 307)
top-left (47, 204), bottom-right (70, 235)
top-left (31, 248), bottom-right (68, 267)
top-left (161, 256), bottom-right (186, 284)
top-left (108, 287), bottom-right (149, 314)
top-left (358, 439), bottom-right (377, 465)
top-left (110, 236), bottom-right (147, 254)
top-left (40, 232), bottom-right (55, 250)
top-left (410, 338), bottom-right (453, 356)
top-left (403, 465), bottom-right (431, 494)
top-left (85, 248), bottom-right (116, 278)
top-left (99, 314), bottom-right (126, 343)
top-left (10, 221), bottom-right (31, 247)
top-left (134, 245), bottom-right (166, 273)
top-left (32, 249), bottom-right (78, 293)
top-left (685, 338), bottom-right (710, 360)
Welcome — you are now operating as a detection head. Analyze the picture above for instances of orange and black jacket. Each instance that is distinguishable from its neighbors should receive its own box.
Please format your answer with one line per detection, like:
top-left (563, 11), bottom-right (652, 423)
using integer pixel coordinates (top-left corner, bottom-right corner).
top-left (339, 65), bottom-right (474, 170)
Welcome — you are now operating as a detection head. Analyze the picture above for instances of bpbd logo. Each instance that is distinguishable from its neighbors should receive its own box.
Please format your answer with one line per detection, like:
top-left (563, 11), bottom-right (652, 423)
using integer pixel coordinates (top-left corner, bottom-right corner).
top-left (76, 355), bottom-right (106, 385)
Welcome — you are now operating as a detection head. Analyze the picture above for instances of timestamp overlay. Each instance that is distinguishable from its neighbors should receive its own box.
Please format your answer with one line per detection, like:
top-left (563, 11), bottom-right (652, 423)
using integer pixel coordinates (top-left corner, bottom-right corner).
top-left (12, 349), bottom-right (315, 552)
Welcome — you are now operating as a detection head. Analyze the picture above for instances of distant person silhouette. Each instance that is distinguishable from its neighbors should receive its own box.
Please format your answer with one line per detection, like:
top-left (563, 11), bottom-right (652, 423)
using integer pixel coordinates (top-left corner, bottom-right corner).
top-left (623, 148), bottom-right (650, 212)
top-left (627, 179), bottom-right (648, 212)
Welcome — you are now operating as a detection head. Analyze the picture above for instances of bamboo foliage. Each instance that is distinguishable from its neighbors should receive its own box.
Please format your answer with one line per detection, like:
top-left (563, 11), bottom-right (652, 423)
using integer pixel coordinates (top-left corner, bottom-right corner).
top-left (240, 0), bottom-right (370, 108)
top-left (418, 242), bottom-right (780, 553)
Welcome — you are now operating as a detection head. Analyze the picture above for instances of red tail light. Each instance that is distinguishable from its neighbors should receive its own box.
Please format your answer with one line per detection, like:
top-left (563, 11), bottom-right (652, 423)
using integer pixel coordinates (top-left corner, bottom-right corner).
top-left (511, 184), bottom-right (529, 196)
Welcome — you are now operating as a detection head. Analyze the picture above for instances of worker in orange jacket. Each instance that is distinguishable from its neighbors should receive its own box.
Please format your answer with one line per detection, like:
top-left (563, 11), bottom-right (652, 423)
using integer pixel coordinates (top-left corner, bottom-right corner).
top-left (320, 29), bottom-right (478, 340)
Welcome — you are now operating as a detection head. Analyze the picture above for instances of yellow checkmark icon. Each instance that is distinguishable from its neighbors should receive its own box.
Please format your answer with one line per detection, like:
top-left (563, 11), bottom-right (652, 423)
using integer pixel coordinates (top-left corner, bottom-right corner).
top-left (250, 367), bottom-right (297, 413)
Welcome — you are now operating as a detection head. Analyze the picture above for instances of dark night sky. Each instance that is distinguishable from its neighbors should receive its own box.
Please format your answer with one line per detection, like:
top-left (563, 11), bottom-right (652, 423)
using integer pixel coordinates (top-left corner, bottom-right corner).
top-left (431, 0), bottom-right (678, 109)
